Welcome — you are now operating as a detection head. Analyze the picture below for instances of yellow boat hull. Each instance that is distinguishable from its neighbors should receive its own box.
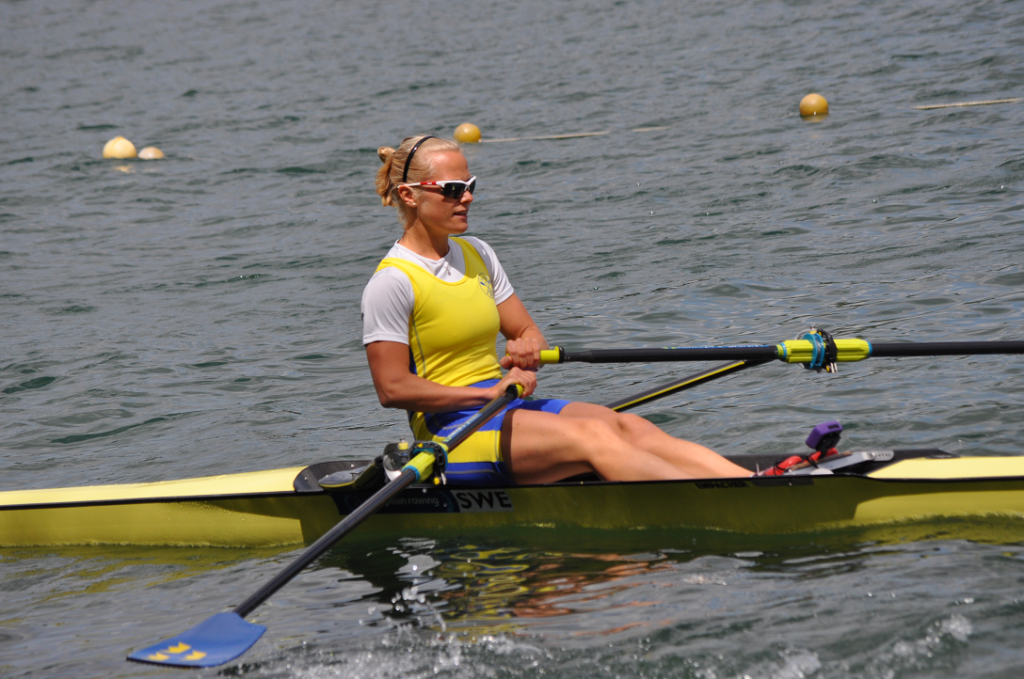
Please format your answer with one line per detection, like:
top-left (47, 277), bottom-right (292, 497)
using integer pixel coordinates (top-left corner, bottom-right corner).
top-left (4, 456), bottom-right (1024, 549)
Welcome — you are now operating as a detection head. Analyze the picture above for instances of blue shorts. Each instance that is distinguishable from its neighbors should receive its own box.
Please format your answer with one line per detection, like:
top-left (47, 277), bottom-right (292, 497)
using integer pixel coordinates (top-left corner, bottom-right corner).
top-left (410, 379), bottom-right (570, 486)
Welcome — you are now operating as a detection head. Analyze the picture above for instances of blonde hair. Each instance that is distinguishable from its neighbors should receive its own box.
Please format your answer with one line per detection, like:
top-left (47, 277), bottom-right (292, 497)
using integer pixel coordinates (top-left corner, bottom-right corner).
top-left (375, 135), bottom-right (461, 220)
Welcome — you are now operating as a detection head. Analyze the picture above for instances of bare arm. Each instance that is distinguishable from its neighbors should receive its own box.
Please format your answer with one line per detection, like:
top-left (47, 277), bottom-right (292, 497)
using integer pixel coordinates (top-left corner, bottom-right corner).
top-left (366, 341), bottom-right (536, 412)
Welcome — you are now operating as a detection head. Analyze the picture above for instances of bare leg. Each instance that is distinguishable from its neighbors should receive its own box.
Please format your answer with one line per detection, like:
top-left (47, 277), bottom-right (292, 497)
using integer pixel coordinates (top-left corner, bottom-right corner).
top-left (559, 402), bottom-right (751, 478)
top-left (500, 408), bottom-right (694, 485)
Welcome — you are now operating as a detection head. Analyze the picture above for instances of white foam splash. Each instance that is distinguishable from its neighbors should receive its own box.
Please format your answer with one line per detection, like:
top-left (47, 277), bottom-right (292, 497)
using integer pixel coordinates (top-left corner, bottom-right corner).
top-left (773, 650), bottom-right (822, 679)
top-left (682, 574), bottom-right (728, 586)
top-left (872, 613), bottom-right (973, 676)
top-left (260, 631), bottom-right (548, 679)
top-left (939, 613), bottom-right (973, 643)
top-left (739, 648), bottom-right (822, 679)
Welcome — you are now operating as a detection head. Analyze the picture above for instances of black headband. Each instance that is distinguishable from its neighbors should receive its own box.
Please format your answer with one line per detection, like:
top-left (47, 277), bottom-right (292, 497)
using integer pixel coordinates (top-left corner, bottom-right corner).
top-left (401, 135), bottom-right (437, 183)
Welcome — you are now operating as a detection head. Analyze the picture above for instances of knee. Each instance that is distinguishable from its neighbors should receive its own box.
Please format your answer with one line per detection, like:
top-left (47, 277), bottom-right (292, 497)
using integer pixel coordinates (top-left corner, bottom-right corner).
top-left (613, 412), bottom-right (659, 439)
top-left (568, 417), bottom-right (620, 445)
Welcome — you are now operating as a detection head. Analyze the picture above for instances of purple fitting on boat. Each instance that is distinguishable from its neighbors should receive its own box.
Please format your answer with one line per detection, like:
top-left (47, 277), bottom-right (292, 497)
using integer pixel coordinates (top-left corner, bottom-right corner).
top-left (806, 421), bottom-right (843, 453)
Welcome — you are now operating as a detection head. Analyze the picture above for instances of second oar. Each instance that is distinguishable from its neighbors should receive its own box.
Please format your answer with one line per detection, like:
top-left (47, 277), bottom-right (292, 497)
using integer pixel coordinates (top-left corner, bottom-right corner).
top-left (128, 384), bottom-right (524, 669)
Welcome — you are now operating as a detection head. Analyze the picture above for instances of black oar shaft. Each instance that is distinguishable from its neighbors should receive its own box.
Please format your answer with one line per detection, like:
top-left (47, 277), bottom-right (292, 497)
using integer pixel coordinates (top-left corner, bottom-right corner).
top-left (562, 346), bottom-right (778, 363)
top-left (232, 383), bottom-right (521, 620)
top-left (548, 339), bottom-right (1024, 366)
top-left (234, 467), bottom-right (417, 619)
top-left (445, 384), bottom-right (519, 449)
top-left (870, 341), bottom-right (1024, 358)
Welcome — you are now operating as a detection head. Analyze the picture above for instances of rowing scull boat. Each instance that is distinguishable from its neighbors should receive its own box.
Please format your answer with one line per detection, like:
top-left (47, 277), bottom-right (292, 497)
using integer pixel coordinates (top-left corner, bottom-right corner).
top-left (5, 448), bottom-right (1024, 549)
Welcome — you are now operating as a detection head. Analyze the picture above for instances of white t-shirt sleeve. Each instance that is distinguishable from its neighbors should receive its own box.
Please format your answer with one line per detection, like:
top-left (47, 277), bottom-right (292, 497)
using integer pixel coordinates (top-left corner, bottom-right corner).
top-left (361, 267), bottom-right (415, 345)
top-left (462, 236), bottom-right (515, 304)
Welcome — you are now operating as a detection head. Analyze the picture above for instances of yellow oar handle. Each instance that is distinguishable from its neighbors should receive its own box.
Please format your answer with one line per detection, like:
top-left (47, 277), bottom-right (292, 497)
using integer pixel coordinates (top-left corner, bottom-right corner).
top-left (539, 349), bottom-right (562, 365)
top-left (776, 338), bottom-right (872, 364)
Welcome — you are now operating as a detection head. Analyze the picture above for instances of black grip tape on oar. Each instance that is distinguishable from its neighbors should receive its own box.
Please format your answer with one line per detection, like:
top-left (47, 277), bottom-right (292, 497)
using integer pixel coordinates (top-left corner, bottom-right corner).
top-left (561, 346), bottom-right (779, 363)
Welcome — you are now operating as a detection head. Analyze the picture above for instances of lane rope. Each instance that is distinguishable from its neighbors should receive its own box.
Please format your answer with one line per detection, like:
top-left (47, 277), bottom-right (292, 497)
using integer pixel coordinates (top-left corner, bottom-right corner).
top-left (912, 97), bottom-right (1022, 110)
top-left (478, 127), bottom-right (670, 143)
top-left (472, 98), bottom-right (1020, 143)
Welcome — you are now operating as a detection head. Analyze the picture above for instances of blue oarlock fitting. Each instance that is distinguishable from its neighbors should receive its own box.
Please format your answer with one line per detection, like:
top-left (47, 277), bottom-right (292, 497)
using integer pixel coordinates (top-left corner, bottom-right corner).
top-left (403, 440), bottom-right (449, 484)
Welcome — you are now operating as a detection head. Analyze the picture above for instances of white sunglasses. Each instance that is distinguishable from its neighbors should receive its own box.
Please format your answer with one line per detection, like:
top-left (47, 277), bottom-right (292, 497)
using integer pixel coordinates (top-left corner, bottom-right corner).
top-left (402, 176), bottom-right (477, 200)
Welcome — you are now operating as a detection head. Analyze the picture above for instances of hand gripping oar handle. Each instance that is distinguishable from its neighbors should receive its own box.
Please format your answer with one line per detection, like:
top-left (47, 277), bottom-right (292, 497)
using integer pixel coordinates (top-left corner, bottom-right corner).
top-left (129, 384), bottom-right (522, 668)
top-left (540, 339), bottom-right (1024, 366)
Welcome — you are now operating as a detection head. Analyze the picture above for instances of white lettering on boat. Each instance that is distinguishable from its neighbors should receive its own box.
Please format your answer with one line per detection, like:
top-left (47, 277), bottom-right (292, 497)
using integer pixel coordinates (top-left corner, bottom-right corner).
top-left (451, 489), bottom-right (514, 512)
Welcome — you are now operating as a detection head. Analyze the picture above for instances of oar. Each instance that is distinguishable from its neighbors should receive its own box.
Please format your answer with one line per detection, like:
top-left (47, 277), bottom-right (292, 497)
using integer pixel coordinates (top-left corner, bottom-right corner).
top-left (605, 359), bottom-right (770, 412)
top-left (541, 339), bottom-right (1024, 367)
top-left (128, 384), bottom-right (523, 669)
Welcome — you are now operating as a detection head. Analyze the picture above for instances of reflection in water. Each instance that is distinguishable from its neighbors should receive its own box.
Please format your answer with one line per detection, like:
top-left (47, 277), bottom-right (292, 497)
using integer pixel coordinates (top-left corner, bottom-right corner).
top-left (319, 525), bottom-right (1024, 644)
top-left (437, 547), bottom-right (675, 634)
top-left (321, 540), bottom-right (716, 639)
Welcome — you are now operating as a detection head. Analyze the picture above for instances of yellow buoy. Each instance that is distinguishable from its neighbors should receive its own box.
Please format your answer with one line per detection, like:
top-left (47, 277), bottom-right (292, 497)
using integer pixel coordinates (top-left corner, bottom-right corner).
top-left (138, 146), bottom-right (165, 160)
top-left (453, 123), bottom-right (482, 144)
top-left (102, 136), bottom-right (137, 159)
top-left (799, 93), bottom-right (829, 117)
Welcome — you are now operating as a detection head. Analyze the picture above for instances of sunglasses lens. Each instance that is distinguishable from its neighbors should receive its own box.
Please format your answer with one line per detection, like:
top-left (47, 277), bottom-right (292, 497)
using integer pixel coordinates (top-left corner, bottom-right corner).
top-left (432, 178), bottom-right (475, 199)
top-left (441, 180), bottom-right (474, 199)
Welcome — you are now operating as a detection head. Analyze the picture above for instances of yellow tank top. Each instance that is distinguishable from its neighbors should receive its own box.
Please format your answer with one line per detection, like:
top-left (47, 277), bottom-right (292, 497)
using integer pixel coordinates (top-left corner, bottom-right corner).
top-left (375, 237), bottom-right (503, 389)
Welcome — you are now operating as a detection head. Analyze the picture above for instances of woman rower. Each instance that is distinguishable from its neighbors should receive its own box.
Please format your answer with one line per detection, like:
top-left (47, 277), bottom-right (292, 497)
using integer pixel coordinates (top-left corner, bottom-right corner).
top-left (362, 135), bottom-right (752, 485)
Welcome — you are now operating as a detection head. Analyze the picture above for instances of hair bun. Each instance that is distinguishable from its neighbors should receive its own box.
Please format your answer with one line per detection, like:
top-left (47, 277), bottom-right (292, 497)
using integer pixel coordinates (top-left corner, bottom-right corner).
top-left (377, 146), bottom-right (395, 164)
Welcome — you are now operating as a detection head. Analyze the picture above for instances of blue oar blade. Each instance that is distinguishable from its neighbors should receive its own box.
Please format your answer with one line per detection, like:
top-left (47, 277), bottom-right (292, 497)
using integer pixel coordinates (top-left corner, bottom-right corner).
top-left (127, 612), bottom-right (266, 668)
